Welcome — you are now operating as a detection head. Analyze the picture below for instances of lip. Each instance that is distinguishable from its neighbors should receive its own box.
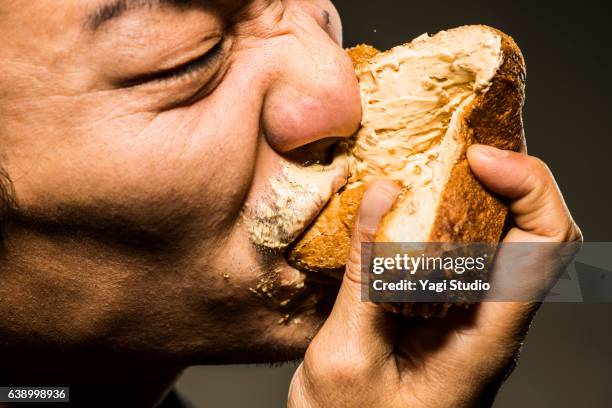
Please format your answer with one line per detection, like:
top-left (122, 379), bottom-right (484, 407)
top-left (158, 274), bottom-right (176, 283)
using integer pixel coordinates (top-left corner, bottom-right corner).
top-left (245, 149), bottom-right (349, 316)
top-left (246, 150), bottom-right (349, 251)
top-left (291, 155), bottom-right (350, 238)
top-left (277, 157), bottom-right (349, 295)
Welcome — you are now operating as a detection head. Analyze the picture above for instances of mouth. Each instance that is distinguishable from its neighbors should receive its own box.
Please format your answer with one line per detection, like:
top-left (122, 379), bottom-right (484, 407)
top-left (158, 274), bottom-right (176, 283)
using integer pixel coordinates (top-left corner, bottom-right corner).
top-left (244, 148), bottom-right (349, 318)
top-left (245, 152), bottom-right (349, 252)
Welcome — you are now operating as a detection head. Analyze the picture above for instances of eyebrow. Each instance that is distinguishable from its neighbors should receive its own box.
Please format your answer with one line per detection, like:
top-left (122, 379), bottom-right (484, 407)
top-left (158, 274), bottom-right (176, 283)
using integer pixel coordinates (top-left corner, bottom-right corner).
top-left (86, 0), bottom-right (198, 30)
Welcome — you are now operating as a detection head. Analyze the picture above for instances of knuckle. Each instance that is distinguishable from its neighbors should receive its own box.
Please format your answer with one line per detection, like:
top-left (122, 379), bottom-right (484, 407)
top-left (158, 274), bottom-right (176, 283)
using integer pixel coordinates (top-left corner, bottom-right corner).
top-left (567, 221), bottom-right (584, 243)
top-left (525, 157), bottom-right (551, 190)
top-left (344, 248), bottom-right (364, 285)
top-left (528, 155), bottom-right (551, 175)
top-left (512, 155), bottom-right (583, 245)
top-left (357, 224), bottom-right (377, 242)
top-left (522, 156), bottom-right (556, 202)
top-left (521, 156), bottom-right (552, 192)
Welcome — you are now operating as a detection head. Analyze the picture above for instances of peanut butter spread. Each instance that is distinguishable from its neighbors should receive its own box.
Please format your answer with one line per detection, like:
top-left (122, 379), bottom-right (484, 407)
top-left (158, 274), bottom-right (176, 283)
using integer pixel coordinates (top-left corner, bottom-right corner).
top-left (348, 29), bottom-right (503, 190)
top-left (248, 27), bottom-right (504, 250)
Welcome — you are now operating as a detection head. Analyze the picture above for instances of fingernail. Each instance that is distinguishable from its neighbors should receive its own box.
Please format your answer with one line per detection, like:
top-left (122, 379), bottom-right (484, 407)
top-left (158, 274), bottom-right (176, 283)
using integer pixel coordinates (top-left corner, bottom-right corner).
top-left (471, 144), bottom-right (509, 158)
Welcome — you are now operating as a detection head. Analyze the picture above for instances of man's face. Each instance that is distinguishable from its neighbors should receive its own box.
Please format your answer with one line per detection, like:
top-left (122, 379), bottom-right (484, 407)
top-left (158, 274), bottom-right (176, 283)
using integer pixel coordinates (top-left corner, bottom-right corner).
top-left (0, 0), bottom-right (360, 364)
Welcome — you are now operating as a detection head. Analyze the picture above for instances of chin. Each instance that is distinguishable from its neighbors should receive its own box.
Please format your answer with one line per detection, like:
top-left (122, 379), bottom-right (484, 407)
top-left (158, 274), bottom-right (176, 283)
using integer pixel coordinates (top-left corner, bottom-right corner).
top-left (178, 244), bottom-right (341, 366)
top-left (183, 302), bottom-right (334, 366)
top-left (214, 298), bottom-right (337, 366)
top-left (253, 263), bottom-right (341, 362)
top-left (198, 192), bottom-right (342, 365)
top-left (232, 260), bottom-right (341, 364)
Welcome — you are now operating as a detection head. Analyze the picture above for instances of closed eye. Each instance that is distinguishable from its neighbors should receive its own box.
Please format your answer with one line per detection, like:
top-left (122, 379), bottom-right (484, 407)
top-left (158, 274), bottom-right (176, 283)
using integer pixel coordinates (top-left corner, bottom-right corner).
top-left (118, 37), bottom-right (225, 88)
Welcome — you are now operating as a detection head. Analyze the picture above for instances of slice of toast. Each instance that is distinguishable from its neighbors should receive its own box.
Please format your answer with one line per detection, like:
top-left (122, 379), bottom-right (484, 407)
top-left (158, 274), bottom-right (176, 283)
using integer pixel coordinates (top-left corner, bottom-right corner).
top-left (287, 25), bottom-right (526, 317)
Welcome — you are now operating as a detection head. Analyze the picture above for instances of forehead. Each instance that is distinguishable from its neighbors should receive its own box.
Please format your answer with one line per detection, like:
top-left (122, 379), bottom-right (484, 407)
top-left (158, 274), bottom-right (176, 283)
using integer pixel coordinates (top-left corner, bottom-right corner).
top-left (0, 1), bottom-right (107, 40)
top-left (86, 0), bottom-right (220, 30)
top-left (0, 0), bottom-right (230, 87)
top-left (0, 0), bottom-right (252, 58)
top-left (0, 0), bottom-right (248, 30)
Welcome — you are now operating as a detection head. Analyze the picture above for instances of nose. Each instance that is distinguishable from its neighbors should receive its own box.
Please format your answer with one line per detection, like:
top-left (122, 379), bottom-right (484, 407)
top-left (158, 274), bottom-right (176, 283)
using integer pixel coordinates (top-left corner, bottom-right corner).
top-left (261, 3), bottom-right (362, 157)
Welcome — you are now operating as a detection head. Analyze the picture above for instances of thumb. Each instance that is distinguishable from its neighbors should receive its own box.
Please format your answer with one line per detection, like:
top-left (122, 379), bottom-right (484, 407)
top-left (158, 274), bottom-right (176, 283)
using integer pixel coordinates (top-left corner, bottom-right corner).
top-left (315, 179), bottom-right (401, 358)
top-left (466, 144), bottom-right (580, 242)
top-left (465, 144), bottom-right (582, 343)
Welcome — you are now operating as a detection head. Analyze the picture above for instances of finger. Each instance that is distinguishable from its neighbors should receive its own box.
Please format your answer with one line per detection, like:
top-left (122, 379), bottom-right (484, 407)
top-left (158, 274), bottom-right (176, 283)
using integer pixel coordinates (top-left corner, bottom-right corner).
top-left (315, 179), bottom-right (401, 358)
top-left (466, 145), bottom-right (582, 343)
top-left (467, 144), bottom-right (581, 242)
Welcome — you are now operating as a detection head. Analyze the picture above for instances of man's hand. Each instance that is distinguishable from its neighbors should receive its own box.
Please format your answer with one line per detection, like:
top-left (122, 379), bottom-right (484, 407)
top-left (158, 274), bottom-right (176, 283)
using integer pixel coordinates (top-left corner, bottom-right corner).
top-left (288, 145), bottom-right (582, 407)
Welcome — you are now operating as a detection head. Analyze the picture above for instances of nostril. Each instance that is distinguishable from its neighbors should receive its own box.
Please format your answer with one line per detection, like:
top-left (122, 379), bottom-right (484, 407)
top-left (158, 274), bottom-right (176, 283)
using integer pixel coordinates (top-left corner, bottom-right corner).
top-left (321, 10), bottom-right (331, 27)
top-left (260, 3), bottom-right (362, 156)
top-left (316, 8), bottom-right (341, 45)
top-left (283, 137), bottom-right (346, 166)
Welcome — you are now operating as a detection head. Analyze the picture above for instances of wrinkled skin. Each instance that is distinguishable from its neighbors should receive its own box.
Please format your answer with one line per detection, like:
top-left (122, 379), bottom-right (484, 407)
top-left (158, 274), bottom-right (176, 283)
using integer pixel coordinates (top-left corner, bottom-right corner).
top-left (0, 0), bottom-right (359, 404)
top-left (0, 0), bottom-right (357, 357)
top-left (0, 0), bottom-right (582, 407)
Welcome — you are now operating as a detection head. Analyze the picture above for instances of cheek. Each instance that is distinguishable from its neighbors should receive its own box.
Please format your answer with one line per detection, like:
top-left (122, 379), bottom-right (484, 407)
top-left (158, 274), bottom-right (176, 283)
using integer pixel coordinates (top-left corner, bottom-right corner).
top-left (11, 74), bottom-right (265, 242)
top-left (103, 96), bottom-right (262, 238)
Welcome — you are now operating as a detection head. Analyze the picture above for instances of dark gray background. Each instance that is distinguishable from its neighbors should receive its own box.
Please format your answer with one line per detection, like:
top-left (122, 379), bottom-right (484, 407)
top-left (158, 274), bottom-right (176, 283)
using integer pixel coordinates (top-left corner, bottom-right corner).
top-left (177, 0), bottom-right (612, 406)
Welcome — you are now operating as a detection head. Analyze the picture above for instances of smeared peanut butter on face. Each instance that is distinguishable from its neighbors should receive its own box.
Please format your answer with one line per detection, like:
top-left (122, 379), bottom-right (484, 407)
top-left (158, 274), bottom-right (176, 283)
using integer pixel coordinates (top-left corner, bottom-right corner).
top-left (247, 264), bottom-right (325, 323)
top-left (240, 155), bottom-right (346, 318)
top-left (245, 155), bottom-right (347, 250)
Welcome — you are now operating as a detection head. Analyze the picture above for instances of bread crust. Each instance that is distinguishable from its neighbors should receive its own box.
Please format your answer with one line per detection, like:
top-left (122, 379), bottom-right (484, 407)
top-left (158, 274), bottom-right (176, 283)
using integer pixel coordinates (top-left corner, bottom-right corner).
top-left (288, 184), bottom-right (366, 277)
top-left (378, 26), bottom-right (526, 244)
top-left (346, 44), bottom-right (380, 68)
top-left (430, 28), bottom-right (526, 238)
top-left (288, 26), bottom-right (526, 316)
